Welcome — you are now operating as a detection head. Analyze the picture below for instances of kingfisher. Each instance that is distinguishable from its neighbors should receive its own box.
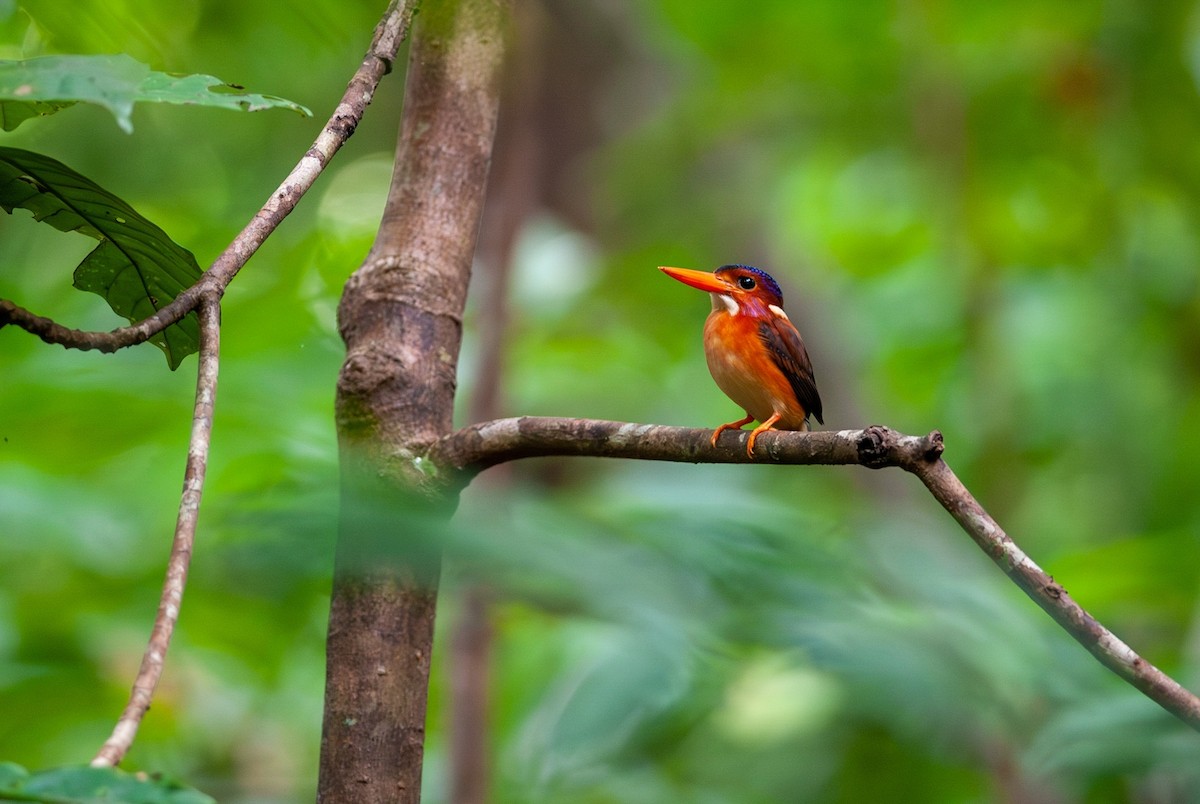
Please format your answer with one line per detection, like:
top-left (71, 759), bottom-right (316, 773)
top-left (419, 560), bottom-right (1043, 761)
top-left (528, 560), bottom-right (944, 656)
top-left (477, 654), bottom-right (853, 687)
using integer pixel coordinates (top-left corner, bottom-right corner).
top-left (660, 264), bottom-right (823, 457)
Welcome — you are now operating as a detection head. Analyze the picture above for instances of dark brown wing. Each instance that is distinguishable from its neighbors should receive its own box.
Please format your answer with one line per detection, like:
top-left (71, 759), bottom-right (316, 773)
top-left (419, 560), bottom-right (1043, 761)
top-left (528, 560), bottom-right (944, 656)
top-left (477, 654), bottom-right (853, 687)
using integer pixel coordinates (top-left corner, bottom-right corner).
top-left (758, 316), bottom-right (823, 424)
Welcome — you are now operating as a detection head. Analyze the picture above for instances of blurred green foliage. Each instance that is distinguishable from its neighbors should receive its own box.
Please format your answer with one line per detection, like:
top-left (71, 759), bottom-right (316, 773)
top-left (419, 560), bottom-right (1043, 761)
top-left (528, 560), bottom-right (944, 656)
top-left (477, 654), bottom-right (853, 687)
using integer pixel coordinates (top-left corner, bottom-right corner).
top-left (0, 761), bottom-right (214, 803)
top-left (2, 0), bottom-right (1200, 802)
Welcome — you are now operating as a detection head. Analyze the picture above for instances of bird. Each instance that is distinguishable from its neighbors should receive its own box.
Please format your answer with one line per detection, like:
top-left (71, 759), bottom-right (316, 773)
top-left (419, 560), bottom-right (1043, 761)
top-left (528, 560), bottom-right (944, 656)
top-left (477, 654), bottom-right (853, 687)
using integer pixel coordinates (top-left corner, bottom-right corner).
top-left (659, 264), bottom-right (822, 457)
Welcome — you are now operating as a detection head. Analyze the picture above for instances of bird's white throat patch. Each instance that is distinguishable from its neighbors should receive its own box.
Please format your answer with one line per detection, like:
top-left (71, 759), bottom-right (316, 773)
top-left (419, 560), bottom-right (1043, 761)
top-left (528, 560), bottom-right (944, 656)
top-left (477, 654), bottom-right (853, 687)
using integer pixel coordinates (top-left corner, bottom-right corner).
top-left (710, 293), bottom-right (739, 315)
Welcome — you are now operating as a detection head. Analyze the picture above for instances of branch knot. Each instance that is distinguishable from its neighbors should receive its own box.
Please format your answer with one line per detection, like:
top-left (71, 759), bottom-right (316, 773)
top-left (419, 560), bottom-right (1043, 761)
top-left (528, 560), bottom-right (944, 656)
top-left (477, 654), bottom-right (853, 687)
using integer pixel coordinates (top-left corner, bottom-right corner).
top-left (856, 424), bottom-right (895, 469)
top-left (922, 430), bottom-right (945, 461)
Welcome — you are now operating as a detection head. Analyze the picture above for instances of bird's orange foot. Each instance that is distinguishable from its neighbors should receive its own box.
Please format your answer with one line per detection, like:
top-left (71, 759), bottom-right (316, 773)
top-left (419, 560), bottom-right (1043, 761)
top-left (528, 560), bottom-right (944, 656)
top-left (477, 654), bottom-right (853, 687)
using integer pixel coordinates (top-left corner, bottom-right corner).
top-left (744, 413), bottom-right (783, 458)
top-left (710, 414), bottom-right (755, 448)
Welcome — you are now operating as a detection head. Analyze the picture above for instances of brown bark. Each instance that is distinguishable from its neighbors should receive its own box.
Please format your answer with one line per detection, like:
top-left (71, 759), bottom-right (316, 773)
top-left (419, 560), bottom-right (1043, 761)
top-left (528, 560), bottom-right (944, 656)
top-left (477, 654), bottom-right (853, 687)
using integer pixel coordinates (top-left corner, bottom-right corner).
top-left (320, 1), bottom-right (507, 801)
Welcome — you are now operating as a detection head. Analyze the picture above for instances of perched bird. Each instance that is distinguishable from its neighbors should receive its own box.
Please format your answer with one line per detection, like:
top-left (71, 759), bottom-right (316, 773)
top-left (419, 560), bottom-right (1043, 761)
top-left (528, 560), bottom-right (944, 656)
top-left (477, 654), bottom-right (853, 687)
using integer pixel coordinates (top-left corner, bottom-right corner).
top-left (660, 264), bottom-right (822, 457)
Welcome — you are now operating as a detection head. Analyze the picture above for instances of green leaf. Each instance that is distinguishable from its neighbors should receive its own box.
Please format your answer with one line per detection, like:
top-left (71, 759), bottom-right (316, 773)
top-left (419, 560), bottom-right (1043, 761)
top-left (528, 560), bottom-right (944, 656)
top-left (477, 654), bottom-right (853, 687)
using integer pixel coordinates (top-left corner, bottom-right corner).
top-left (0, 54), bottom-right (311, 133)
top-left (136, 71), bottom-right (310, 117)
top-left (0, 55), bottom-right (146, 133)
top-left (0, 762), bottom-right (214, 803)
top-left (0, 147), bottom-right (202, 369)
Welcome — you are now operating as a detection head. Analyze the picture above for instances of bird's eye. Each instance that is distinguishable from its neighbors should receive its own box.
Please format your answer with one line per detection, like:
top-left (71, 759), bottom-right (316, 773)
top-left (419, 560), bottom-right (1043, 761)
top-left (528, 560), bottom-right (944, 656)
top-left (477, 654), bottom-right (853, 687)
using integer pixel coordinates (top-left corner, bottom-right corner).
top-left (737, 276), bottom-right (756, 290)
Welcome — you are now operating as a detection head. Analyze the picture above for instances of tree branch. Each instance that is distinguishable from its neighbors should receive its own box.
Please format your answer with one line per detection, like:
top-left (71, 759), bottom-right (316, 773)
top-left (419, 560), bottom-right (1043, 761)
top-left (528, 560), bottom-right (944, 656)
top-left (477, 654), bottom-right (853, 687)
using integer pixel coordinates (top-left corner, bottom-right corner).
top-left (90, 293), bottom-right (222, 768)
top-left (428, 417), bottom-right (1200, 732)
top-left (428, 417), bottom-right (942, 481)
top-left (0, 0), bottom-right (417, 355)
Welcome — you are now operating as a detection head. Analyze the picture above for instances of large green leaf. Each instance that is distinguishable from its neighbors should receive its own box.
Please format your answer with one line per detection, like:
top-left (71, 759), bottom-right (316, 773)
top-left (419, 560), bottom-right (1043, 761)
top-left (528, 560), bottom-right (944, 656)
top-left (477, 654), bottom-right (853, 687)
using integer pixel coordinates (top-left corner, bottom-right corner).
top-left (0, 147), bottom-right (202, 369)
top-left (0, 54), bottom-right (310, 132)
top-left (0, 762), bottom-right (214, 803)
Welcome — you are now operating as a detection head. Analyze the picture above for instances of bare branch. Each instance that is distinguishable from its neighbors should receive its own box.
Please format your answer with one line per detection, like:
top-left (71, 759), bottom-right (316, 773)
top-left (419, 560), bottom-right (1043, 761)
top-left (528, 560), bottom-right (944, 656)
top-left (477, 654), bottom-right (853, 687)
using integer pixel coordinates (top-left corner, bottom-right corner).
top-left (428, 417), bottom-right (1200, 733)
top-left (0, 0), bottom-right (417, 356)
top-left (91, 293), bottom-right (222, 768)
top-left (910, 458), bottom-right (1200, 731)
top-left (427, 417), bottom-right (942, 481)
top-left (199, 0), bottom-right (417, 293)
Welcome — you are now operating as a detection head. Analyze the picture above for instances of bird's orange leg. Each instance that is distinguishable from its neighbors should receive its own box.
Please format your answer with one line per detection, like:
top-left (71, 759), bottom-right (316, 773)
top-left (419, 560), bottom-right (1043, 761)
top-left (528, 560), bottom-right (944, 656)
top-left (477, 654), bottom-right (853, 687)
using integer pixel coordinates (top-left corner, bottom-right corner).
top-left (710, 413), bottom-right (755, 448)
top-left (745, 412), bottom-right (783, 457)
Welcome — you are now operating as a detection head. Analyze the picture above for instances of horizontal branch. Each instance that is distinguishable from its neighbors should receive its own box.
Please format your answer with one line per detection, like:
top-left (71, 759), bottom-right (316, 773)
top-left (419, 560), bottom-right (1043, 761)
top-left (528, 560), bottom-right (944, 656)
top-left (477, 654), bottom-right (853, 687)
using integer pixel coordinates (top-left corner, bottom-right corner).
top-left (429, 416), bottom-right (1200, 732)
top-left (0, 0), bottom-right (417, 356)
top-left (0, 287), bottom-right (209, 354)
top-left (429, 417), bottom-right (944, 479)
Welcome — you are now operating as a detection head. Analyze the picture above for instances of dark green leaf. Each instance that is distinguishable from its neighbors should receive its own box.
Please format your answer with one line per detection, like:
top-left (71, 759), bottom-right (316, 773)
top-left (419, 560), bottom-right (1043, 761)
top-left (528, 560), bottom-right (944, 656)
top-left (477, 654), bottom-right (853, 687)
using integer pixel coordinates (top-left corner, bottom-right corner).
top-left (0, 763), bottom-right (214, 803)
top-left (0, 55), bottom-right (310, 132)
top-left (0, 147), bottom-right (202, 368)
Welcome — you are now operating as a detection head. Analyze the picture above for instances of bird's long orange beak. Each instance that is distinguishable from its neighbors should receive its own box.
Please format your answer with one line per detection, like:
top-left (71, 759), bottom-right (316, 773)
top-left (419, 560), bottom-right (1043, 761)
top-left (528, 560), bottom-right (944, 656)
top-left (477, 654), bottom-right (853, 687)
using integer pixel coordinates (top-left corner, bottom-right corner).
top-left (659, 266), bottom-right (730, 293)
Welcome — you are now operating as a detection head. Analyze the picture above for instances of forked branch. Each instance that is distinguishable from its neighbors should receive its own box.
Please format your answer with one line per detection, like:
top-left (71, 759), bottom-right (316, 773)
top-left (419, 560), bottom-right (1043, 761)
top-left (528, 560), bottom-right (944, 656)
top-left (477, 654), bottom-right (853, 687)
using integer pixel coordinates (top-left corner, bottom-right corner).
top-left (429, 417), bottom-right (1200, 732)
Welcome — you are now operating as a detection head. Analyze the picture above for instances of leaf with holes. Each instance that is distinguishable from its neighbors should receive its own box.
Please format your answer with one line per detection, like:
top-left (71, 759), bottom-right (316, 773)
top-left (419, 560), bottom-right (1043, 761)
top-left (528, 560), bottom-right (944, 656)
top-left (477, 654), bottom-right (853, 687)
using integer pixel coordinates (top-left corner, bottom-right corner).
top-left (136, 70), bottom-right (310, 117)
top-left (0, 54), bottom-right (310, 132)
top-left (0, 147), bottom-right (202, 368)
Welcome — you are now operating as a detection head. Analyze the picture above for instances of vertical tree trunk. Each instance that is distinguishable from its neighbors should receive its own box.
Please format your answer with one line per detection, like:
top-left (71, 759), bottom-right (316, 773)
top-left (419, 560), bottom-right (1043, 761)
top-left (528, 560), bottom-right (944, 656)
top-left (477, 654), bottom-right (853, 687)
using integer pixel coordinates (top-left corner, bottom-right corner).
top-left (319, 1), bottom-right (506, 801)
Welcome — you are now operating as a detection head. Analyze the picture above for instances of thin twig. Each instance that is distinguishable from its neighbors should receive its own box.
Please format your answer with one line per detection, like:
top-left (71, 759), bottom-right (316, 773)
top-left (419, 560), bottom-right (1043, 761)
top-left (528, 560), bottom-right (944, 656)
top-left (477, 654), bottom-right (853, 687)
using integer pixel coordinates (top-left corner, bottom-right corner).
top-left (428, 417), bottom-right (1200, 732)
top-left (91, 293), bottom-right (221, 768)
top-left (911, 458), bottom-right (1200, 730)
top-left (0, 0), bottom-right (417, 355)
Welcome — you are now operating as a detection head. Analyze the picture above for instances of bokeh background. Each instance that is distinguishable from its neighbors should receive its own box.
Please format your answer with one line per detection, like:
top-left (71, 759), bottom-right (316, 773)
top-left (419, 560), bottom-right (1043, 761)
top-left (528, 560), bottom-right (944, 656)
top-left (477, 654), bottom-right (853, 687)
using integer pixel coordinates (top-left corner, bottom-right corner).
top-left (3, 1), bottom-right (1200, 801)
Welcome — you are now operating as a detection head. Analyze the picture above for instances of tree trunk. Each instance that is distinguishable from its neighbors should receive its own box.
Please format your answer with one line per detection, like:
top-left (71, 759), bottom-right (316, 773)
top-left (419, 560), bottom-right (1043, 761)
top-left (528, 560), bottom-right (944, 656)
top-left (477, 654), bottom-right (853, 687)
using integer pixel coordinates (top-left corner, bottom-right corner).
top-left (319, 1), bottom-right (507, 800)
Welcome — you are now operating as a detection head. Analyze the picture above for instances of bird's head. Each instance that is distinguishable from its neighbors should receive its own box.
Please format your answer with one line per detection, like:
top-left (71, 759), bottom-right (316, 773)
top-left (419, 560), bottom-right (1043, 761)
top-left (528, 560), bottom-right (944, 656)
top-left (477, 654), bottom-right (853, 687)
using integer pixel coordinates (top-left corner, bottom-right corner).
top-left (659, 264), bottom-right (784, 317)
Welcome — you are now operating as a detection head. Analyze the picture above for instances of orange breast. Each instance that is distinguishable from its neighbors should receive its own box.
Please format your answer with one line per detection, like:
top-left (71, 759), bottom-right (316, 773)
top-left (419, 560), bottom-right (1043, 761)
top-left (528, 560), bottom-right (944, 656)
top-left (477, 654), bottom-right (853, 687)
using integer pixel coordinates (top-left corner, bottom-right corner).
top-left (702, 310), bottom-right (810, 430)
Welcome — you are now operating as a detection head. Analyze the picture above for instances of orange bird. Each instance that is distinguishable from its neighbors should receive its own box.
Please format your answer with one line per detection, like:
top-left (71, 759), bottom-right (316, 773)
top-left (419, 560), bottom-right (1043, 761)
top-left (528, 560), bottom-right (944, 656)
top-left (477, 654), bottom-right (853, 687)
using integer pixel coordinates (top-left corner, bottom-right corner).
top-left (660, 264), bottom-right (822, 456)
